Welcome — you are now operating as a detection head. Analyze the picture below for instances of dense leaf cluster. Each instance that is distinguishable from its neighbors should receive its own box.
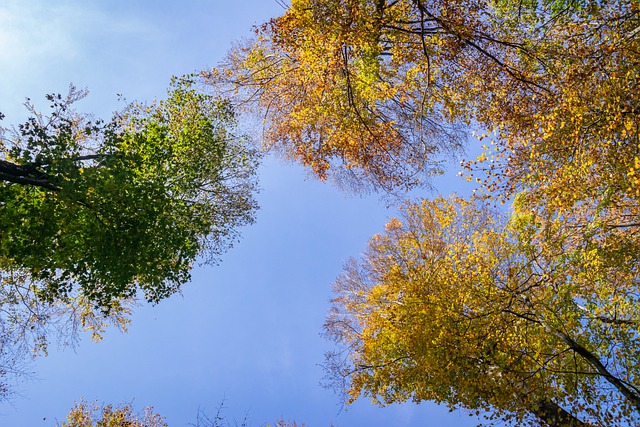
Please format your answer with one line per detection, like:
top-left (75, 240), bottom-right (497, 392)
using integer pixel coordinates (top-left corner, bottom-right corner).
top-left (0, 77), bottom-right (259, 398)
top-left (215, 0), bottom-right (640, 425)
top-left (0, 78), bottom-right (259, 309)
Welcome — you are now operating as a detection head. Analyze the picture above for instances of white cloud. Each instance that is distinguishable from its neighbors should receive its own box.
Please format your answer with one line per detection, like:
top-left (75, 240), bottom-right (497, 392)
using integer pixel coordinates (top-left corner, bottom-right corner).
top-left (0, 1), bottom-right (164, 66)
top-left (0, 2), bottom-right (79, 66)
top-left (0, 1), bottom-right (166, 120)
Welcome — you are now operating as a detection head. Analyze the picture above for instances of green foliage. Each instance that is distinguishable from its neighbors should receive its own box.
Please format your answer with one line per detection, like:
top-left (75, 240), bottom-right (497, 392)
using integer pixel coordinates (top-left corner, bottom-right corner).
top-left (491, 0), bottom-right (595, 17)
top-left (0, 77), bottom-right (259, 308)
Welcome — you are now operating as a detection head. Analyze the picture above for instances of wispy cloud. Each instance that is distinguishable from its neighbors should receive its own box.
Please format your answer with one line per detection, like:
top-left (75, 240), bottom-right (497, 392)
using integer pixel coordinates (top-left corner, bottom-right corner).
top-left (0, 3), bottom-right (77, 66)
top-left (0, 1), bottom-right (165, 119)
top-left (0, 1), bottom-right (162, 67)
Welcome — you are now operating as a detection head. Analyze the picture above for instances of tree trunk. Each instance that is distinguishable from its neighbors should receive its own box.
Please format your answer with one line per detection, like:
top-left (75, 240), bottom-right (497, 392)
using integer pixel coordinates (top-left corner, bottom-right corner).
top-left (531, 399), bottom-right (591, 427)
top-left (0, 159), bottom-right (60, 191)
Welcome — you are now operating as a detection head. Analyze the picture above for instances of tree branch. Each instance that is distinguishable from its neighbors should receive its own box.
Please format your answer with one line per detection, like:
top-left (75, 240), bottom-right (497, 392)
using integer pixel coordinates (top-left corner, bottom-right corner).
top-left (531, 398), bottom-right (592, 427)
top-left (0, 159), bottom-right (60, 192)
top-left (551, 327), bottom-right (640, 411)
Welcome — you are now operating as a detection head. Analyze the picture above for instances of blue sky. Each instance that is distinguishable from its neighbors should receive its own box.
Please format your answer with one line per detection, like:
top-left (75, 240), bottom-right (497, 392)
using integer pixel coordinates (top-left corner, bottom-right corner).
top-left (0, 2), bottom-right (482, 426)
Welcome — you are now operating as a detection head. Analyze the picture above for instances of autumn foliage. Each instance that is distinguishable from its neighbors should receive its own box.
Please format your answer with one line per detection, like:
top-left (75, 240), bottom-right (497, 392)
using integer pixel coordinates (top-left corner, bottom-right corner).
top-left (211, 0), bottom-right (640, 425)
top-left (58, 401), bottom-right (167, 427)
top-left (212, 0), bottom-right (638, 199)
top-left (325, 196), bottom-right (640, 426)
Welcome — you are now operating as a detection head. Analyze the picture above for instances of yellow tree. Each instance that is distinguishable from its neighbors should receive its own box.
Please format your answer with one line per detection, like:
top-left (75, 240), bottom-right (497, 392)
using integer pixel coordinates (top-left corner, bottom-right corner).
top-left (58, 401), bottom-right (166, 427)
top-left (212, 1), bottom-right (640, 424)
top-left (324, 196), bottom-right (640, 426)
top-left (208, 0), bottom-right (475, 192)
top-left (212, 0), bottom-right (640, 320)
top-left (57, 400), bottom-right (312, 427)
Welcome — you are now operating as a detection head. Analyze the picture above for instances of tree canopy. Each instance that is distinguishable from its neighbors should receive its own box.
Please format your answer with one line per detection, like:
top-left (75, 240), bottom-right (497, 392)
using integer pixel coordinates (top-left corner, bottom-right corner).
top-left (212, 0), bottom-right (640, 425)
top-left (0, 77), bottom-right (259, 309)
top-left (58, 401), bottom-right (167, 427)
top-left (325, 196), bottom-right (640, 426)
top-left (211, 0), bottom-right (639, 200)
top-left (2, 0), bottom-right (637, 424)
top-left (55, 400), bottom-right (312, 427)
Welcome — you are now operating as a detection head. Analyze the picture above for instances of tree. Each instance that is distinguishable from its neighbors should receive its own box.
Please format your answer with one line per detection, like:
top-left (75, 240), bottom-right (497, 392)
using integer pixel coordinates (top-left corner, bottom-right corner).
top-left (210, 0), bottom-right (639, 201)
top-left (0, 264), bottom-right (132, 401)
top-left (0, 76), bottom-right (259, 309)
top-left (210, 2), bottom-right (640, 423)
top-left (208, 0), bottom-right (473, 193)
top-left (324, 196), bottom-right (640, 426)
top-left (56, 400), bottom-right (311, 427)
top-left (212, 0), bottom-right (640, 309)
top-left (208, 0), bottom-right (640, 424)
top-left (57, 401), bottom-right (167, 427)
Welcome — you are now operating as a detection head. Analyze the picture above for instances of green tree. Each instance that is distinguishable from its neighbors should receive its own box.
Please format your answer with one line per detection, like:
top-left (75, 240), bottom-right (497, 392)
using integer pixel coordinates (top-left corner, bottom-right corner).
top-left (324, 196), bottom-right (640, 426)
top-left (0, 77), bottom-right (259, 309)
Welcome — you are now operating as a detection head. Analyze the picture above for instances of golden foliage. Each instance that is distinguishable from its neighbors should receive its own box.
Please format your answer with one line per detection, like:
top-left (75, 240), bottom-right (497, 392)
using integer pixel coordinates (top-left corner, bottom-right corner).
top-left (325, 196), bottom-right (640, 426)
top-left (207, 0), bottom-right (640, 424)
top-left (58, 401), bottom-right (166, 427)
top-left (211, 0), bottom-right (639, 204)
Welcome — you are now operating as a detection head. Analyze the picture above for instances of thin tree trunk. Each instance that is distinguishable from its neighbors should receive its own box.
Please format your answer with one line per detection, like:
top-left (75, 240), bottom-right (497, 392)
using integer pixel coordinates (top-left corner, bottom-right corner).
top-left (531, 399), bottom-right (591, 427)
top-left (0, 159), bottom-right (60, 191)
top-left (551, 328), bottom-right (640, 412)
